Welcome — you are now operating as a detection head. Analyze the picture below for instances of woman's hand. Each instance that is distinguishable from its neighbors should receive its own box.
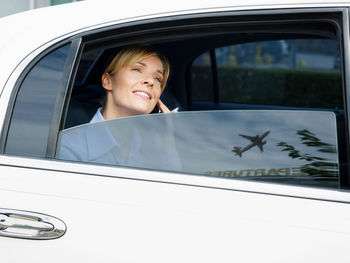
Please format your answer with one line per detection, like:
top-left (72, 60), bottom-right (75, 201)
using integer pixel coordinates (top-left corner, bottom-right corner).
top-left (157, 99), bottom-right (170, 113)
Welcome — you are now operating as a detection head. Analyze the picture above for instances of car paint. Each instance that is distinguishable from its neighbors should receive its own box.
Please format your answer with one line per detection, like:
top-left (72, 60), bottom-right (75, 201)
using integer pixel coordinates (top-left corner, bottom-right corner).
top-left (1, 0), bottom-right (350, 262)
top-left (2, 155), bottom-right (350, 262)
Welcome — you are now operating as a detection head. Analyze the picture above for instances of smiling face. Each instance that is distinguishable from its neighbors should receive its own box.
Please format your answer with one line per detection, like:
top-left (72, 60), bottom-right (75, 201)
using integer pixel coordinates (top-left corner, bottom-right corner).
top-left (102, 55), bottom-right (164, 119)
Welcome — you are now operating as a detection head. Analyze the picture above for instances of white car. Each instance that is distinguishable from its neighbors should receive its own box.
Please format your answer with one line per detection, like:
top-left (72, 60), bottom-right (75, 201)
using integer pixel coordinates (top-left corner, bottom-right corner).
top-left (1, 0), bottom-right (350, 262)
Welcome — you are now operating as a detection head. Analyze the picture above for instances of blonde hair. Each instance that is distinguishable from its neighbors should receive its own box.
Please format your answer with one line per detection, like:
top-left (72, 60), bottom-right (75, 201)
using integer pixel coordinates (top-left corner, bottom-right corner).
top-left (104, 44), bottom-right (170, 92)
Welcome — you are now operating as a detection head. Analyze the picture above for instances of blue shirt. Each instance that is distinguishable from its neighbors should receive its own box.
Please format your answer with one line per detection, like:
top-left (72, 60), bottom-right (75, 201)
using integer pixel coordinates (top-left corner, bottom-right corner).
top-left (56, 108), bottom-right (182, 171)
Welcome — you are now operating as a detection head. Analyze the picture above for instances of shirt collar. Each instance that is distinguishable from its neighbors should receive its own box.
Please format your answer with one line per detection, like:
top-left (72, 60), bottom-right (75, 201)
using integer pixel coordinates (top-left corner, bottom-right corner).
top-left (89, 107), bottom-right (104, 123)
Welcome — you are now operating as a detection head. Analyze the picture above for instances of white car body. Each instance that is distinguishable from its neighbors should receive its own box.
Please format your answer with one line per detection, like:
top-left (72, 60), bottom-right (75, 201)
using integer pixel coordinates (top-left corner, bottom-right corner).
top-left (1, 0), bottom-right (350, 262)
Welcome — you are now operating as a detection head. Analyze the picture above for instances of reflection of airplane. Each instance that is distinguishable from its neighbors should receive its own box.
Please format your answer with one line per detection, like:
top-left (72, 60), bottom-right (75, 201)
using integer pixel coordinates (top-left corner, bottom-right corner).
top-left (232, 130), bottom-right (271, 157)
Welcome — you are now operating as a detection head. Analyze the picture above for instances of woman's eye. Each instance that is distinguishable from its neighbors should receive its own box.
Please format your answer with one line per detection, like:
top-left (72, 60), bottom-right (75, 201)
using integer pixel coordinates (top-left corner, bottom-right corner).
top-left (132, 68), bottom-right (141, 72)
top-left (155, 77), bottom-right (162, 83)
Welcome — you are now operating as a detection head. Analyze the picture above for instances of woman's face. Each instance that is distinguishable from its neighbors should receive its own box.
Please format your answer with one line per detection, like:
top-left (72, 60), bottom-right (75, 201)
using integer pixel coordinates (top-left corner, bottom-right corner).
top-left (103, 55), bottom-right (164, 119)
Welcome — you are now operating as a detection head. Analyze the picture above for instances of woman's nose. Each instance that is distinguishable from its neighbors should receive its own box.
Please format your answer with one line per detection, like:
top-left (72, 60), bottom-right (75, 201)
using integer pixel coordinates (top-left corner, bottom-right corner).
top-left (142, 75), bottom-right (154, 86)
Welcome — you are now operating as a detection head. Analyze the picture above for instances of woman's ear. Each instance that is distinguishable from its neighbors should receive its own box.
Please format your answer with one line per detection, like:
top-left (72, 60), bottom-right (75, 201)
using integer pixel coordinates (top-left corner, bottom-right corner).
top-left (101, 72), bottom-right (112, 91)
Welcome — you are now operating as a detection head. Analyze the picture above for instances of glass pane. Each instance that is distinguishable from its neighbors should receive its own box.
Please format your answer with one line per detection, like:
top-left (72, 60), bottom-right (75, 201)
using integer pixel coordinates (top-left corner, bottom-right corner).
top-left (57, 110), bottom-right (339, 189)
top-left (216, 39), bottom-right (342, 108)
top-left (5, 44), bottom-right (71, 157)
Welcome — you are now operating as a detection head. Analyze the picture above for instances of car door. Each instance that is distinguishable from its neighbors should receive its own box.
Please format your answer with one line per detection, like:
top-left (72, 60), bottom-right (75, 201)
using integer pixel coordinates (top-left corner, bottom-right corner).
top-left (1, 5), bottom-right (350, 263)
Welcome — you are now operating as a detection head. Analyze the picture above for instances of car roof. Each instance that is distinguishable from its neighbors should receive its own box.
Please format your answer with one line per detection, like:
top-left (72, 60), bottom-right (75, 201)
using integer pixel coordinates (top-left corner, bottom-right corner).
top-left (1, 0), bottom-right (349, 51)
top-left (0, 0), bottom-right (349, 90)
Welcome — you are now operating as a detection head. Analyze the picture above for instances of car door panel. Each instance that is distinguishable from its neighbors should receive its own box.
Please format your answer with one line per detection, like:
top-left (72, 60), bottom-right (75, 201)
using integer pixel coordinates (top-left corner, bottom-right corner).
top-left (1, 159), bottom-right (350, 262)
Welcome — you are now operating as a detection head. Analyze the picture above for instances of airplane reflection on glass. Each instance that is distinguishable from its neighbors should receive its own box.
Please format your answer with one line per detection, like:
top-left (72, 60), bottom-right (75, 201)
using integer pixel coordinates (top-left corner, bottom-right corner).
top-left (232, 130), bottom-right (271, 157)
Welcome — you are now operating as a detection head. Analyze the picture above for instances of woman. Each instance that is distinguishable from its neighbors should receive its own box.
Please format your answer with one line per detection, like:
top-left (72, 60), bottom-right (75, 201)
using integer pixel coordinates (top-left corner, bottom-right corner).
top-left (90, 44), bottom-right (171, 123)
top-left (57, 44), bottom-right (181, 170)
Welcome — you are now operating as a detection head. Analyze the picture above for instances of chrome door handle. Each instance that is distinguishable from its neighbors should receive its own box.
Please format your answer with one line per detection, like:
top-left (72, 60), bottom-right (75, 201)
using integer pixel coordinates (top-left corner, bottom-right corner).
top-left (0, 209), bottom-right (66, 240)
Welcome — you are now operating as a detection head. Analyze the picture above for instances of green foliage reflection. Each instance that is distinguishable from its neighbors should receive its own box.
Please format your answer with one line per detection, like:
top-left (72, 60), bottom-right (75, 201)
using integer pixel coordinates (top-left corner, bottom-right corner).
top-left (277, 129), bottom-right (338, 184)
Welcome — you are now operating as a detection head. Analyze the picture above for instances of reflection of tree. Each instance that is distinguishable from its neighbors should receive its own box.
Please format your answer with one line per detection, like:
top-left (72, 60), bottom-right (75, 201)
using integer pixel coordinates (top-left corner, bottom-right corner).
top-left (277, 129), bottom-right (338, 179)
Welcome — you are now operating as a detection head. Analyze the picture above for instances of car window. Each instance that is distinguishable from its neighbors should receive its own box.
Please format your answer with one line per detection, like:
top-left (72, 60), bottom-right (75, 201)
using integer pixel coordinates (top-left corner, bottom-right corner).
top-left (4, 44), bottom-right (72, 157)
top-left (191, 38), bottom-right (342, 108)
top-left (57, 110), bottom-right (339, 188)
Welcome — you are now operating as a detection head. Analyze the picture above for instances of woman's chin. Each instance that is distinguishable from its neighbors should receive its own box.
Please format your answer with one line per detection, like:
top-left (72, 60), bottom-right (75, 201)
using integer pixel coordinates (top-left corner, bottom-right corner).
top-left (129, 106), bottom-right (155, 116)
top-left (134, 103), bottom-right (157, 115)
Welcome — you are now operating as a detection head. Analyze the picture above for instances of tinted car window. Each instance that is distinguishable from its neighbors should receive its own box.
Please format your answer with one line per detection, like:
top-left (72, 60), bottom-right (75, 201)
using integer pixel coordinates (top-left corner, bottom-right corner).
top-left (191, 38), bottom-right (343, 109)
top-left (217, 39), bottom-right (342, 108)
top-left (4, 44), bottom-right (71, 157)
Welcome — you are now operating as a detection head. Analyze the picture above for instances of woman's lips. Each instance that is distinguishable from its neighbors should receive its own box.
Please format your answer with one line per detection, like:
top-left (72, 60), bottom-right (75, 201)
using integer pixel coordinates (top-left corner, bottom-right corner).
top-left (133, 90), bottom-right (152, 100)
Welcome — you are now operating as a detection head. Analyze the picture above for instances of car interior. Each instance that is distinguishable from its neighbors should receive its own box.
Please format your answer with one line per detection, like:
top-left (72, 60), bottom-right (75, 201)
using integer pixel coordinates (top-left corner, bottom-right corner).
top-left (64, 18), bottom-right (343, 123)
